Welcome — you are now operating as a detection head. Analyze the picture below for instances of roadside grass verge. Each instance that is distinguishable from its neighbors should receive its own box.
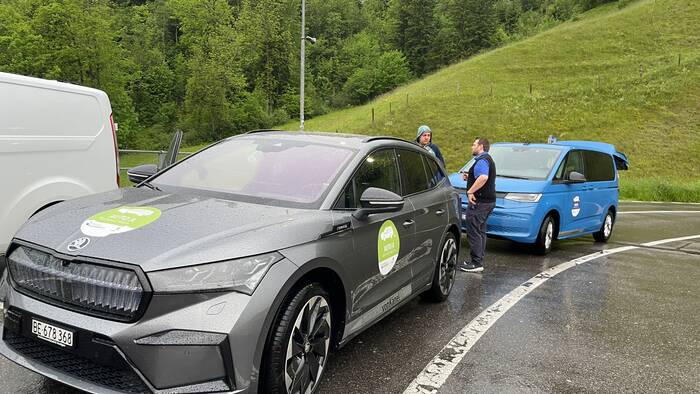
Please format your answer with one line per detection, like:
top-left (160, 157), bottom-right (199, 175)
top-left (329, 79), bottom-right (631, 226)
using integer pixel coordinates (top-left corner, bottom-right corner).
top-left (620, 178), bottom-right (700, 203)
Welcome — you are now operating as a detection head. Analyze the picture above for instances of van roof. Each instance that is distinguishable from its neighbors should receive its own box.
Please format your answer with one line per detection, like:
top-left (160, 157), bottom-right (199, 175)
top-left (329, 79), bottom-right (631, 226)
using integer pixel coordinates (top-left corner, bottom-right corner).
top-left (0, 72), bottom-right (108, 98)
top-left (493, 141), bottom-right (618, 155)
top-left (492, 140), bottom-right (629, 169)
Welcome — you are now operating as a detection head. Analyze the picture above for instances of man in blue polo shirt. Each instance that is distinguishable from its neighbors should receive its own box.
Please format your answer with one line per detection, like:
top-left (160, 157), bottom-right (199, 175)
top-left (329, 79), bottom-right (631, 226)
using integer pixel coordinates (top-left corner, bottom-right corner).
top-left (459, 137), bottom-right (497, 273)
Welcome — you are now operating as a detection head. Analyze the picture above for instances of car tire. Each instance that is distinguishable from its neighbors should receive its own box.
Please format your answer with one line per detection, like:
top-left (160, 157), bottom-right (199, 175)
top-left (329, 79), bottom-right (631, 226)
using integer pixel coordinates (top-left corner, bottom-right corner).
top-left (423, 232), bottom-right (458, 302)
top-left (534, 215), bottom-right (556, 255)
top-left (593, 210), bottom-right (614, 243)
top-left (261, 283), bottom-right (332, 394)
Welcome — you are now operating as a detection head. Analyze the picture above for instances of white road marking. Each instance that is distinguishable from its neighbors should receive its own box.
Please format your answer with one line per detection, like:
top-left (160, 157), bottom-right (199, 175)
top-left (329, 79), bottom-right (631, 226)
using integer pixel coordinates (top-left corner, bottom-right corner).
top-left (619, 210), bottom-right (700, 214)
top-left (403, 234), bottom-right (700, 394)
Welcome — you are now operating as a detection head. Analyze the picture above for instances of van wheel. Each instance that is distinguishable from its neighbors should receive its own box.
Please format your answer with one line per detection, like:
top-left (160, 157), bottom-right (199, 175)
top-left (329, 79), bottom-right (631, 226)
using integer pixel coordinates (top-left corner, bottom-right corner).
top-left (262, 283), bottom-right (332, 394)
top-left (424, 232), bottom-right (458, 302)
top-left (534, 216), bottom-right (555, 255)
top-left (593, 210), bottom-right (614, 242)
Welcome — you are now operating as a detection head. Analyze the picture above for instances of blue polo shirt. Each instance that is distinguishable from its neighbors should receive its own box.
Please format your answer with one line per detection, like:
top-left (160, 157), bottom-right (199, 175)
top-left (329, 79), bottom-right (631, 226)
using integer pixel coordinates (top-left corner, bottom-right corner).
top-left (473, 153), bottom-right (490, 179)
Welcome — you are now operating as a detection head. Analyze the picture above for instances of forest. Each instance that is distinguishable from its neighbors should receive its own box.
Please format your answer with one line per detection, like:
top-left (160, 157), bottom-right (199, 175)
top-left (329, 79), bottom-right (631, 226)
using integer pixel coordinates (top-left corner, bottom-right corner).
top-left (0, 0), bottom-right (618, 147)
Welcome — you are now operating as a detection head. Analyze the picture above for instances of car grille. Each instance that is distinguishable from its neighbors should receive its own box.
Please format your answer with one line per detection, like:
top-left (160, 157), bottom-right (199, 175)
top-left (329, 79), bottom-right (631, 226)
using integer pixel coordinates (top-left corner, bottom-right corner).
top-left (7, 246), bottom-right (144, 321)
top-left (3, 331), bottom-right (150, 393)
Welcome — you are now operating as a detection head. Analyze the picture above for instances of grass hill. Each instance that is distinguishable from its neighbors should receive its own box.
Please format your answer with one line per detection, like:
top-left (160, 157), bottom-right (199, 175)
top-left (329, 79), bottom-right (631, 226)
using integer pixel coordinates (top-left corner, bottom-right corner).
top-left (283, 0), bottom-right (700, 202)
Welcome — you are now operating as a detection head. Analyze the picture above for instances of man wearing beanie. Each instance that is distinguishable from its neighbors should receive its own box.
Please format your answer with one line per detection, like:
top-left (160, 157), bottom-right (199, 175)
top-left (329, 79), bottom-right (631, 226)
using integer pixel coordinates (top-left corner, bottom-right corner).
top-left (415, 125), bottom-right (445, 166)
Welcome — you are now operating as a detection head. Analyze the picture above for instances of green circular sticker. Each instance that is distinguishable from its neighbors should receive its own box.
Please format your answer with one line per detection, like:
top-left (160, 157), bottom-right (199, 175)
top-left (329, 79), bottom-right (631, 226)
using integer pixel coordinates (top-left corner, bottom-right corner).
top-left (377, 220), bottom-right (400, 275)
top-left (80, 206), bottom-right (161, 237)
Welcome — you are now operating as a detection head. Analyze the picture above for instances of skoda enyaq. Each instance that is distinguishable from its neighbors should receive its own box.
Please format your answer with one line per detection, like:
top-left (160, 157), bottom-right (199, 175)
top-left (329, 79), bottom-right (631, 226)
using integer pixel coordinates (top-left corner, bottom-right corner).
top-left (450, 141), bottom-right (629, 254)
top-left (0, 131), bottom-right (461, 394)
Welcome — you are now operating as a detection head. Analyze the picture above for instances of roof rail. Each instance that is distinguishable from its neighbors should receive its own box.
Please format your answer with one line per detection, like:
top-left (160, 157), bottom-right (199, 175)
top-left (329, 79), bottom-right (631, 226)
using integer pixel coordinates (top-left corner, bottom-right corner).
top-left (362, 136), bottom-right (411, 144)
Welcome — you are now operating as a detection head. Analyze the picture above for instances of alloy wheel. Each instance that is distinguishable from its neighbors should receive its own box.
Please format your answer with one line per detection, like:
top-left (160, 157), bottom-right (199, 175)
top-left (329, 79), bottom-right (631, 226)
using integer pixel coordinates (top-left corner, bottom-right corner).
top-left (285, 295), bottom-right (331, 394)
top-left (439, 237), bottom-right (458, 295)
top-left (545, 221), bottom-right (553, 250)
top-left (603, 214), bottom-right (613, 238)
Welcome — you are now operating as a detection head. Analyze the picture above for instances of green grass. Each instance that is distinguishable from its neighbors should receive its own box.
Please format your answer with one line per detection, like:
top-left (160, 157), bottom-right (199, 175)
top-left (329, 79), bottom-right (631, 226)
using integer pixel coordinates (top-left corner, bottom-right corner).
top-left (282, 0), bottom-right (700, 202)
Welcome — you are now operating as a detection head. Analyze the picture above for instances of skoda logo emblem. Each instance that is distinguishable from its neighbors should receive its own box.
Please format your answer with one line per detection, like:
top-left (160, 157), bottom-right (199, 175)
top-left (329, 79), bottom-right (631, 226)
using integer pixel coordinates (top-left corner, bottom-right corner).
top-left (67, 237), bottom-right (90, 252)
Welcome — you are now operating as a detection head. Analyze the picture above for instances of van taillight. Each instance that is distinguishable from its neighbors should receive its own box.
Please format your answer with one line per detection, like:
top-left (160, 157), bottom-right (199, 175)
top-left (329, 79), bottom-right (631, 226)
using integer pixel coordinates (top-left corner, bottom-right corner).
top-left (110, 113), bottom-right (120, 186)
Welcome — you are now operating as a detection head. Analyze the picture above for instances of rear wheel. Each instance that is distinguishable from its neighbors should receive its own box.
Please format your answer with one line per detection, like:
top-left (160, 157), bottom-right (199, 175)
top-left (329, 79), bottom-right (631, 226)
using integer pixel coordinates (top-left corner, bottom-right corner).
top-left (534, 216), bottom-right (555, 255)
top-left (424, 232), bottom-right (458, 302)
top-left (262, 283), bottom-right (332, 394)
top-left (593, 210), bottom-right (614, 242)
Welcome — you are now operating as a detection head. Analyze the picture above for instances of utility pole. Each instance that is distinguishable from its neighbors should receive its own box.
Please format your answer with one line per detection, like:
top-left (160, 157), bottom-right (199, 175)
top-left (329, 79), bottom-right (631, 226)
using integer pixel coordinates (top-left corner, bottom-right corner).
top-left (300, 0), bottom-right (306, 130)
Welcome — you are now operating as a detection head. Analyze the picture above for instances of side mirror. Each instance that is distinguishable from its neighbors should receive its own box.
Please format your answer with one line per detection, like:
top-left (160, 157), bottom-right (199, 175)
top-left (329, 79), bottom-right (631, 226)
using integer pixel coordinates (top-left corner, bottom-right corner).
top-left (352, 187), bottom-right (404, 220)
top-left (567, 171), bottom-right (586, 183)
top-left (127, 164), bottom-right (158, 184)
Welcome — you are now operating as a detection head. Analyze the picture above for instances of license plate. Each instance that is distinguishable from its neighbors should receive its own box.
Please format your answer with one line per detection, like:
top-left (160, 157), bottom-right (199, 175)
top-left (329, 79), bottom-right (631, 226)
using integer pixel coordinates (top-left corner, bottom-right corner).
top-left (31, 318), bottom-right (74, 348)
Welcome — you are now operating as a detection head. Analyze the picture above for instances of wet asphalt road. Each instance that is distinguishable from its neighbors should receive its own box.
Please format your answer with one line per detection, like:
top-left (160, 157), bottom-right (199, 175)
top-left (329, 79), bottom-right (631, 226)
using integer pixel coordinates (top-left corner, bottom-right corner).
top-left (1, 202), bottom-right (699, 393)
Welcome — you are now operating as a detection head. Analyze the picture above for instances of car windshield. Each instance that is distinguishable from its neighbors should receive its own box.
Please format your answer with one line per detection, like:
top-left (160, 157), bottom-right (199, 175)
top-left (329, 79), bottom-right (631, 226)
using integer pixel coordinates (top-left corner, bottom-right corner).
top-left (460, 146), bottom-right (562, 180)
top-left (153, 137), bottom-right (356, 207)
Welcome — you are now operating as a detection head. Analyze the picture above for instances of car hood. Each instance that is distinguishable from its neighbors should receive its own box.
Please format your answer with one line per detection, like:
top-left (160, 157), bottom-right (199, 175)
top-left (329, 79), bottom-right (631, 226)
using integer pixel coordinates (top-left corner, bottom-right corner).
top-left (13, 188), bottom-right (334, 272)
top-left (448, 173), bottom-right (548, 194)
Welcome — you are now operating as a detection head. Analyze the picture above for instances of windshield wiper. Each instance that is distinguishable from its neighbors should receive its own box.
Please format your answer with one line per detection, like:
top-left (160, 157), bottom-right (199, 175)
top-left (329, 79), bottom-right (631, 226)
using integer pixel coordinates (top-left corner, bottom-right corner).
top-left (497, 175), bottom-right (531, 180)
top-left (138, 181), bottom-right (162, 191)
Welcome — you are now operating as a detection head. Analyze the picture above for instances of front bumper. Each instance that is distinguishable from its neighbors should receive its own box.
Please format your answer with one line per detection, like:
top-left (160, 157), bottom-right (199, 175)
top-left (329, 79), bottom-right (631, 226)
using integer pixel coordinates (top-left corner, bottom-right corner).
top-left (0, 257), bottom-right (299, 394)
top-left (460, 199), bottom-right (541, 244)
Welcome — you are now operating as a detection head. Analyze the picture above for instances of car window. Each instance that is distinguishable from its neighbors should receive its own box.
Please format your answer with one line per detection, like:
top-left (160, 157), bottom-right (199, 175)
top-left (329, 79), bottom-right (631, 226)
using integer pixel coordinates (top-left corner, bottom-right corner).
top-left (337, 149), bottom-right (401, 209)
top-left (153, 137), bottom-right (355, 208)
top-left (555, 150), bottom-right (585, 180)
top-left (397, 149), bottom-right (430, 196)
top-left (583, 151), bottom-right (615, 181)
top-left (425, 156), bottom-right (445, 188)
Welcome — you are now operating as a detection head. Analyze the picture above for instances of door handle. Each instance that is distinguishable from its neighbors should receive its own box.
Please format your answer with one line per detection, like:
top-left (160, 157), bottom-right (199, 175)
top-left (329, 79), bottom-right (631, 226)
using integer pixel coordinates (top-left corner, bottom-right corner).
top-left (402, 219), bottom-right (415, 228)
top-left (435, 209), bottom-right (445, 216)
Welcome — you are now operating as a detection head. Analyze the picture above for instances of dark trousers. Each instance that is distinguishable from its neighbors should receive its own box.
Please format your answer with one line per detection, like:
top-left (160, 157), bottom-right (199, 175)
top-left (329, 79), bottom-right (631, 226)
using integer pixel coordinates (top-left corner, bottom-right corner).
top-left (466, 201), bottom-right (495, 266)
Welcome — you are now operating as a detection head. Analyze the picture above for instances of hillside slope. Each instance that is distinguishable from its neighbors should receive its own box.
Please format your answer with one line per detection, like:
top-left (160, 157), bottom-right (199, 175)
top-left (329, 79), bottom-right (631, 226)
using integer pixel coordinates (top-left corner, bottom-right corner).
top-left (284, 0), bottom-right (700, 200)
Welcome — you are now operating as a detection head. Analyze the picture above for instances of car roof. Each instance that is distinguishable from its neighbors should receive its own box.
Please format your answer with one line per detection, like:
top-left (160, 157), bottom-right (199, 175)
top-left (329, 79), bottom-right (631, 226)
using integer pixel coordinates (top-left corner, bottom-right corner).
top-left (232, 130), bottom-right (419, 151)
top-left (493, 140), bottom-right (619, 155)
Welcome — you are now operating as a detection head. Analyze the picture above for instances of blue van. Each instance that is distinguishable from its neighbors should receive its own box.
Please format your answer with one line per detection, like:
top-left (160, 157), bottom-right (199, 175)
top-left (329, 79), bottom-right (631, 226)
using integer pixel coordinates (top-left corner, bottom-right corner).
top-left (449, 141), bottom-right (629, 254)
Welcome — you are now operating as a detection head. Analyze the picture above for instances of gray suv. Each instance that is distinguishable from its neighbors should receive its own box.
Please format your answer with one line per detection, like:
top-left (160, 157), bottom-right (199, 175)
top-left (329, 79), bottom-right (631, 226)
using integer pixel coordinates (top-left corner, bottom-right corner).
top-left (0, 131), bottom-right (461, 394)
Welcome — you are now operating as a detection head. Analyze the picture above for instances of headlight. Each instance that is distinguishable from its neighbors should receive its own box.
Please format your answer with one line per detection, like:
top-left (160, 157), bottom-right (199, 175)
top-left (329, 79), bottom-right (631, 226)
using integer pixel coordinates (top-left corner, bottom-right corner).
top-left (148, 252), bottom-right (283, 295)
top-left (504, 193), bottom-right (542, 203)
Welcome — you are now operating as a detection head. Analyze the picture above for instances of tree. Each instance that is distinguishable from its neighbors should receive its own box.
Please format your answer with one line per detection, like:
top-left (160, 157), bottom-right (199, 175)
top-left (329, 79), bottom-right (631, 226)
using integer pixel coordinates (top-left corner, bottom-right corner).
top-left (391, 0), bottom-right (438, 75)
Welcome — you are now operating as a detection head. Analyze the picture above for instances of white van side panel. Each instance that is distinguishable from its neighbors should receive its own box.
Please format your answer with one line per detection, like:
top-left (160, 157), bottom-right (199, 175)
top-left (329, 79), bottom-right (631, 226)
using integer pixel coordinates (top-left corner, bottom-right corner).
top-left (0, 73), bottom-right (117, 254)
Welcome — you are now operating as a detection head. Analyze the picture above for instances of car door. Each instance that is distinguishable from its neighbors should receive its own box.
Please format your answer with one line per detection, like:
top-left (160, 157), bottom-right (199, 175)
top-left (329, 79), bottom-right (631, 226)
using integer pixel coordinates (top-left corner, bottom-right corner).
top-left (334, 148), bottom-right (417, 328)
top-left (582, 150), bottom-right (617, 231)
top-left (396, 149), bottom-right (448, 290)
top-left (551, 150), bottom-right (589, 236)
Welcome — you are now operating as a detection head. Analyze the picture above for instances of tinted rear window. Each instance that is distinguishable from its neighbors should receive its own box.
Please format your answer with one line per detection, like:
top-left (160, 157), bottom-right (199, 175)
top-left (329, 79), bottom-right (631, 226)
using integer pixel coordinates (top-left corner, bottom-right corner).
top-left (425, 156), bottom-right (445, 188)
top-left (397, 149), bottom-right (430, 195)
top-left (583, 151), bottom-right (615, 181)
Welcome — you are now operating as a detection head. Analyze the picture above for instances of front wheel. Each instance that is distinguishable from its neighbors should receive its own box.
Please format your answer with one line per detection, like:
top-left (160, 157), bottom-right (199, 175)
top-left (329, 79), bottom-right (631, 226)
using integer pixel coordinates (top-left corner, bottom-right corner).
top-left (424, 232), bottom-right (458, 302)
top-left (593, 210), bottom-right (614, 242)
top-left (534, 216), bottom-right (555, 255)
top-left (262, 283), bottom-right (332, 394)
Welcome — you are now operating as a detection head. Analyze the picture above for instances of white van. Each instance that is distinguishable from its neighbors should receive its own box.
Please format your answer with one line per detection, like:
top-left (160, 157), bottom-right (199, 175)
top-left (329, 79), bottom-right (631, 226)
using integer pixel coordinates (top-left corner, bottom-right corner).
top-left (0, 72), bottom-right (120, 266)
